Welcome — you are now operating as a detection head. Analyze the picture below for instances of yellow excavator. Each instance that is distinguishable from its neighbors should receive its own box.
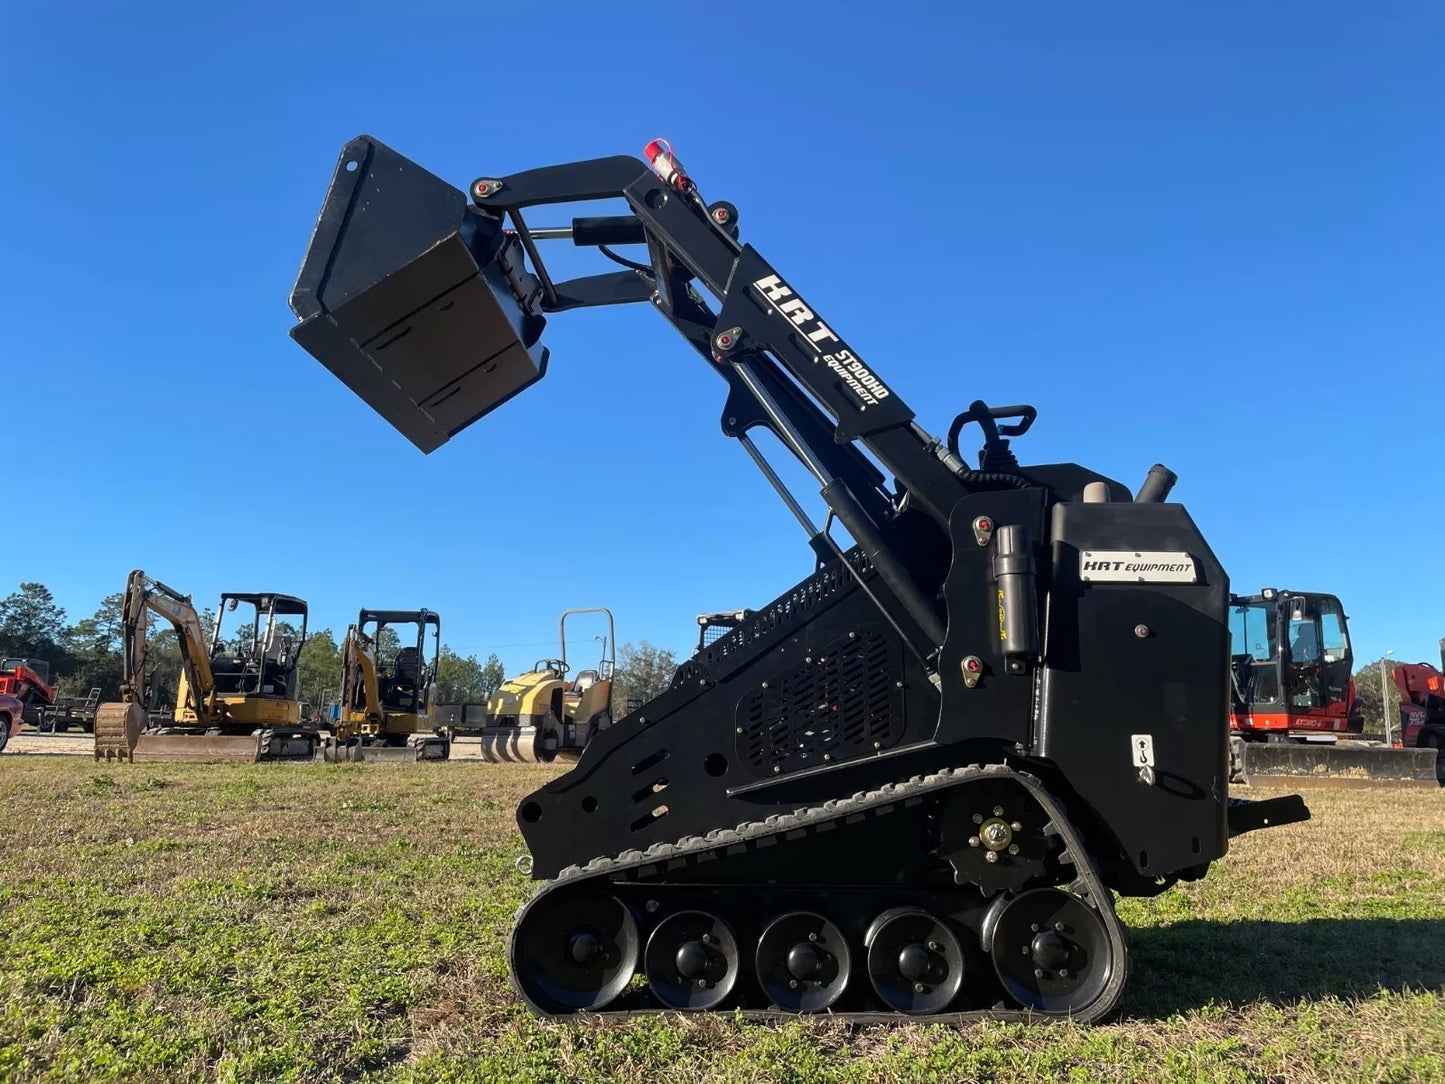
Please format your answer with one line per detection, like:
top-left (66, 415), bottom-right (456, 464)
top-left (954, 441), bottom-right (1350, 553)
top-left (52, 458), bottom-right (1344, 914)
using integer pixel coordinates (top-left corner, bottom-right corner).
top-left (326, 608), bottom-right (449, 761)
top-left (94, 570), bottom-right (322, 762)
top-left (477, 608), bottom-right (616, 763)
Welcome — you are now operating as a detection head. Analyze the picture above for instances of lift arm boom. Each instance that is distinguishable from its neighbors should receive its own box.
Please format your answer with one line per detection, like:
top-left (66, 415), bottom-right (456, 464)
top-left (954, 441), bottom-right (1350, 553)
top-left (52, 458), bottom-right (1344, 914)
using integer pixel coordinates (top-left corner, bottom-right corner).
top-left (289, 137), bottom-right (1144, 679)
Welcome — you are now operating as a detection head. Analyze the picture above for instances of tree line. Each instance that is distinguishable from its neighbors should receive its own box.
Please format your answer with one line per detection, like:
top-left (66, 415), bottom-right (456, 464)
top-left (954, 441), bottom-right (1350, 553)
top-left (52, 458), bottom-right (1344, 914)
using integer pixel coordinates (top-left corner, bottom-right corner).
top-left (0, 582), bottom-right (681, 718)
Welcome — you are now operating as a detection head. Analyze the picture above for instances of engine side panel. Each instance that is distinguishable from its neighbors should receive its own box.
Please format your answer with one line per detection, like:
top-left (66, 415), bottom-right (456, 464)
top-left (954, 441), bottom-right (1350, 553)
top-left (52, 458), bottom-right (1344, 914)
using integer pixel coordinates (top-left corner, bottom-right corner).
top-left (1038, 501), bottom-right (1230, 881)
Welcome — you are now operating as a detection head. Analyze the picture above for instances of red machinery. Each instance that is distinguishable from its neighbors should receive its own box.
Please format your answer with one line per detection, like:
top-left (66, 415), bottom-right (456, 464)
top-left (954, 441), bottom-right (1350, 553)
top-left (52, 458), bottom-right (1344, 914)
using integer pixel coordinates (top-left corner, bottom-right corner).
top-left (1393, 641), bottom-right (1445, 783)
top-left (0, 658), bottom-right (55, 726)
top-left (1228, 590), bottom-right (1360, 743)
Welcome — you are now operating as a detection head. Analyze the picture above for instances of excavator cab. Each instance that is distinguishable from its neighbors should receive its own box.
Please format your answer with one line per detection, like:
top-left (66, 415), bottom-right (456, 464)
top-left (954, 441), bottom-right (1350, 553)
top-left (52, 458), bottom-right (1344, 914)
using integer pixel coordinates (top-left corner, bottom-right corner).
top-left (209, 593), bottom-right (308, 699)
top-left (1229, 589), bottom-right (1356, 742)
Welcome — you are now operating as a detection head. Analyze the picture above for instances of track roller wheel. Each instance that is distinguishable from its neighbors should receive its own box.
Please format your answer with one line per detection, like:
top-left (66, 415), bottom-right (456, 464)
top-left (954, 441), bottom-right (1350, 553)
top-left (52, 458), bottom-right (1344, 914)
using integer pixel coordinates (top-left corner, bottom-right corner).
top-left (988, 887), bottom-right (1113, 1014)
top-left (864, 908), bottom-right (965, 1014)
top-left (755, 911), bottom-right (851, 1012)
top-left (512, 889), bottom-right (638, 1013)
top-left (643, 910), bottom-right (739, 1010)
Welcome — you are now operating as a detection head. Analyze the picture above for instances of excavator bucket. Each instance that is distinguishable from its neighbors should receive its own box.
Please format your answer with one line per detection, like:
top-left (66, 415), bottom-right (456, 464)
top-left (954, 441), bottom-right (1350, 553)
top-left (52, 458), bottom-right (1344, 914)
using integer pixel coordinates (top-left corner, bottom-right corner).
top-left (288, 135), bottom-right (550, 454)
top-left (94, 702), bottom-right (146, 761)
top-left (130, 733), bottom-right (262, 763)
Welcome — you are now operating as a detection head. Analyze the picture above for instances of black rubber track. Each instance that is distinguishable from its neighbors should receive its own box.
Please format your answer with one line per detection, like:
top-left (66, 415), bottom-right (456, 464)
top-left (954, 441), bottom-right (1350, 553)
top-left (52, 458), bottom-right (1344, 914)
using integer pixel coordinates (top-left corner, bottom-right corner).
top-left (507, 762), bottom-right (1131, 1024)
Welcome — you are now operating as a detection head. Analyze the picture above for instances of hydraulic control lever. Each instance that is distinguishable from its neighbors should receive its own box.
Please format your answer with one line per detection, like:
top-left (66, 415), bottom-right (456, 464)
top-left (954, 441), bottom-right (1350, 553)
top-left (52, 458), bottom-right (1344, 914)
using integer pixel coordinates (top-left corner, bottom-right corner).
top-left (947, 401), bottom-right (1037, 472)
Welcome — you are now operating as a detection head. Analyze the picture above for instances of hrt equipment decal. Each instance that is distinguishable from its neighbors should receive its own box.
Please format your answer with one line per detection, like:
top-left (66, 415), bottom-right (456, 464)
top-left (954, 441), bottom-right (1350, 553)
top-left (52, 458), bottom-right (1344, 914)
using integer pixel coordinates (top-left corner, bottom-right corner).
top-left (1079, 551), bottom-right (1199, 584)
top-left (752, 273), bottom-right (893, 408)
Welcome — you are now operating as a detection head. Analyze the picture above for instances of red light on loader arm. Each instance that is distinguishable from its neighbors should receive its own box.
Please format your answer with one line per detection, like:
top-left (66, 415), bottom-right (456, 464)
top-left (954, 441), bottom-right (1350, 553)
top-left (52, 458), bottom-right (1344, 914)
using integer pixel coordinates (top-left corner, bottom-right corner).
top-left (644, 138), bottom-right (694, 194)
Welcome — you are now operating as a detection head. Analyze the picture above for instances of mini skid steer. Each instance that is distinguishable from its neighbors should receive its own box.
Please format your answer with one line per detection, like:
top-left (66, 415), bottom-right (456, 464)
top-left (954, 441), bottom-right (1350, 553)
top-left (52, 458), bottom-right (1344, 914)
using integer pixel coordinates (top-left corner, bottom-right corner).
top-left (287, 136), bottom-right (1309, 1022)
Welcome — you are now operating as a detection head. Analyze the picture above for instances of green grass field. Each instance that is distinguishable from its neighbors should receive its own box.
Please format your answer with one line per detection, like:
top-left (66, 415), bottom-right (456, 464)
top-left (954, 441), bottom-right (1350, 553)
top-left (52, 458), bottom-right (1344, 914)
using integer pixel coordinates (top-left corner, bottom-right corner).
top-left (1, 759), bottom-right (1442, 1084)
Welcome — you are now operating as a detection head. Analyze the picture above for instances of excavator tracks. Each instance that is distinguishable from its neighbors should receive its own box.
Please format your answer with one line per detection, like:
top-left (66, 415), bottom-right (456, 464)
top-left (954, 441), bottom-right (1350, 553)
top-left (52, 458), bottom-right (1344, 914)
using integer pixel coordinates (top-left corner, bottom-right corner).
top-left (507, 763), bottom-right (1130, 1024)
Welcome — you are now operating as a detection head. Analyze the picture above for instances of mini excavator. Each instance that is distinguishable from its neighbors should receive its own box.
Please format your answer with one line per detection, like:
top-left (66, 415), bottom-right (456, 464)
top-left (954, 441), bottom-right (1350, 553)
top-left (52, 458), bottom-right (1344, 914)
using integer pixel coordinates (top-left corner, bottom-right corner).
top-left (95, 570), bottom-right (320, 762)
top-left (288, 136), bottom-right (1310, 1023)
top-left (329, 608), bottom-right (449, 761)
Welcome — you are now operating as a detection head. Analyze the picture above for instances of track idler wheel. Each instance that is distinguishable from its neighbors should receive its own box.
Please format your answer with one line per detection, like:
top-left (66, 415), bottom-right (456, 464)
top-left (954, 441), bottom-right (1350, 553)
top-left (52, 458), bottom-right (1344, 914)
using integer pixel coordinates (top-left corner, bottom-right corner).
top-left (864, 908), bottom-right (966, 1014)
top-left (643, 910), bottom-right (740, 1010)
top-left (512, 889), bottom-right (638, 1013)
top-left (755, 911), bottom-right (851, 1012)
top-left (987, 888), bottom-right (1114, 1014)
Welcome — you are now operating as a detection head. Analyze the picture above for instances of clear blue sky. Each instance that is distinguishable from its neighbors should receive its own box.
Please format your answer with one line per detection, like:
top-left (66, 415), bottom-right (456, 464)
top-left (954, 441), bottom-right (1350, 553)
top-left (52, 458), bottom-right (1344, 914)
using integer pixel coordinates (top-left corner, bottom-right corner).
top-left (2, 1), bottom-right (1441, 676)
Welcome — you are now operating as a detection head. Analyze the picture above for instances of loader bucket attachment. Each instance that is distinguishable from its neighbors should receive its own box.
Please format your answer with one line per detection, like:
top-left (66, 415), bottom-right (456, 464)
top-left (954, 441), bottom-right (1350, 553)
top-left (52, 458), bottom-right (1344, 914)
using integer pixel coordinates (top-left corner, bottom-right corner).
top-left (288, 135), bottom-right (550, 454)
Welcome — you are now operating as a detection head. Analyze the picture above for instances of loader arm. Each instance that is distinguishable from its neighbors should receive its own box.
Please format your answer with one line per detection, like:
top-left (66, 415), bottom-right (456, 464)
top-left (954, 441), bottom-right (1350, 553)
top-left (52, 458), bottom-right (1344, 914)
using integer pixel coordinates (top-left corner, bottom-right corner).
top-left (117, 569), bottom-right (217, 718)
top-left (290, 138), bottom-right (1142, 678)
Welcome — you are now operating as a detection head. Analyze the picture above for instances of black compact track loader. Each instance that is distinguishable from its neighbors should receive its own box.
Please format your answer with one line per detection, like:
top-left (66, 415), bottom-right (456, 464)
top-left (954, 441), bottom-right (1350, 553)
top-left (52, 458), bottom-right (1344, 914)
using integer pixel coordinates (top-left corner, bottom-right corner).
top-left (287, 135), bottom-right (1309, 1023)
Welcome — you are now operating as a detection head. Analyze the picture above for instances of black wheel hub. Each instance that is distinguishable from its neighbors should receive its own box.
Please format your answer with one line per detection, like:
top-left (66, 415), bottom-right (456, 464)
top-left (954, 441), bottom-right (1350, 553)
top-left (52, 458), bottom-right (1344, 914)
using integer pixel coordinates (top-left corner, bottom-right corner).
top-left (756, 912), bottom-right (851, 1012)
top-left (988, 887), bottom-right (1113, 1014)
top-left (512, 890), bottom-right (639, 1013)
top-left (864, 908), bottom-right (965, 1014)
top-left (644, 910), bottom-right (740, 1010)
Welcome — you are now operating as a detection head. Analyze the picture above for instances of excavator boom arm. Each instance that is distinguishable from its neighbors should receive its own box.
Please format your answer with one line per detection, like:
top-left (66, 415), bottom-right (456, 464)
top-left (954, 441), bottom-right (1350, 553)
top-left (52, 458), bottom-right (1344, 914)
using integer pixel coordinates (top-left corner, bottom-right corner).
top-left (117, 569), bottom-right (216, 712)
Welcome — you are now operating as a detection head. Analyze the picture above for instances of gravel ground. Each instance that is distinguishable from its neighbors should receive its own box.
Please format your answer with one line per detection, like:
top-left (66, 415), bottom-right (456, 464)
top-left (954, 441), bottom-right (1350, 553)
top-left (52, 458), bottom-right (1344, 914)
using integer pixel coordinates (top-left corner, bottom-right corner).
top-left (4, 731), bottom-right (94, 757)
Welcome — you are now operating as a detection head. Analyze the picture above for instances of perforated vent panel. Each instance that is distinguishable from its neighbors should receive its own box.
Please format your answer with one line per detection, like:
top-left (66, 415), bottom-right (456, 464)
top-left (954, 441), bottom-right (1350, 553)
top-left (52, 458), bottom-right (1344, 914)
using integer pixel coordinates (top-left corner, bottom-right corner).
top-left (736, 626), bottom-right (904, 774)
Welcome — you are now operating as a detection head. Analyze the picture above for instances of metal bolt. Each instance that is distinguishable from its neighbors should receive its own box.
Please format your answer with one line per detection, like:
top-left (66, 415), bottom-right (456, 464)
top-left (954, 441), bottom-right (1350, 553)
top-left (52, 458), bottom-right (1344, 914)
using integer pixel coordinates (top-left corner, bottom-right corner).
top-left (928, 941), bottom-right (942, 953)
top-left (1011, 821), bottom-right (1023, 832)
top-left (714, 208), bottom-right (729, 222)
top-left (983, 822), bottom-right (1009, 847)
top-left (805, 656), bottom-right (812, 663)
top-left (646, 900), bottom-right (660, 913)
top-left (823, 754), bottom-right (832, 762)
top-left (1055, 921), bottom-right (1066, 933)
top-left (736, 727), bottom-right (744, 734)
top-left (1008, 844), bottom-right (1020, 855)
top-left (873, 741), bottom-right (882, 749)
top-left (789, 980), bottom-right (799, 990)
top-left (1134, 624), bottom-right (1151, 639)
top-left (1059, 968), bottom-right (1070, 978)
top-left (808, 932), bottom-right (819, 942)
top-left (972, 813), bottom-right (984, 825)
top-left (761, 681), bottom-right (769, 689)
top-left (993, 806), bottom-right (1004, 817)
top-left (773, 766), bottom-right (782, 774)
top-left (1021, 945), bottom-right (1031, 955)
top-left (701, 933), bottom-right (712, 945)
top-left (985, 850), bottom-right (999, 863)
top-left (968, 835), bottom-right (981, 848)
top-left (914, 983), bottom-right (926, 993)
top-left (1031, 924), bottom-right (1040, 933)
top-left (696, 978), bottom-right (709, 989)
top-left (895, 680), bottom-right (903, 688)
top-left (1034, 968), bottom-right (1046, 979)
